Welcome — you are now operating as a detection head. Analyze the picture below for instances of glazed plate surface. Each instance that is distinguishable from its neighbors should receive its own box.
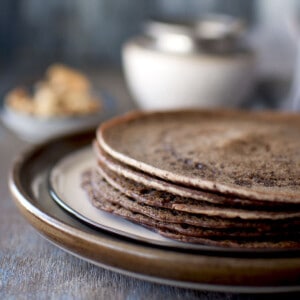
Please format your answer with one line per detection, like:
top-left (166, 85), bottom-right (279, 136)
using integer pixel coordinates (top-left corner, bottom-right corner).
top-left (9, 130), bottom-right (300, 293)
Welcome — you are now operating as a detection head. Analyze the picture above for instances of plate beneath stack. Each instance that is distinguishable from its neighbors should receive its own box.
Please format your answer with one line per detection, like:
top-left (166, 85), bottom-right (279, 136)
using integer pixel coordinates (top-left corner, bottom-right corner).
top-left (9, 130), bottom-right (300, 293)
top-left (48, 146), bottom-right (200, 250)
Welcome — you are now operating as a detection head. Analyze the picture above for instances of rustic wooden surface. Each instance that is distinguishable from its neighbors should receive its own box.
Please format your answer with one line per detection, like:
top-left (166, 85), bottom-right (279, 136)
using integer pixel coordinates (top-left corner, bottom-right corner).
top-left (0, 69), bottom-right (297, 299)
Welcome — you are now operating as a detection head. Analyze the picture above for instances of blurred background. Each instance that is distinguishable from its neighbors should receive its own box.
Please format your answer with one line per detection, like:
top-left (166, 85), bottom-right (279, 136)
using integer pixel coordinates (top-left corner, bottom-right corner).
top-left (0, 0), bottom-right (253, 66)
top-left (0, 0), bottom-right (300, 115)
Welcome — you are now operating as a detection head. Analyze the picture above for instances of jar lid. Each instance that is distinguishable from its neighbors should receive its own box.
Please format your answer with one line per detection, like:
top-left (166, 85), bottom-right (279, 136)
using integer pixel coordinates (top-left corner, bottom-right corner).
top-left (195, 14), bottom-right (245, 53)
top-left (143, 15), bottom-right (246, 54)
top-left (195, 14), bottom-right (244, 40)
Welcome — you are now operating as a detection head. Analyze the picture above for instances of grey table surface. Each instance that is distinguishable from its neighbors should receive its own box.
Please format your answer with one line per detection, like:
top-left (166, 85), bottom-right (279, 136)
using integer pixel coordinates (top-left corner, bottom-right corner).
top-left (0, 69), bottom-right (297, 300)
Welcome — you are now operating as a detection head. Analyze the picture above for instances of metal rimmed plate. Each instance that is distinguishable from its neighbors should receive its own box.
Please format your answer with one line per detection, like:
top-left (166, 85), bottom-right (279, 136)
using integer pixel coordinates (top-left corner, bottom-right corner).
top-left (8, 130), bottom-right (300, 293)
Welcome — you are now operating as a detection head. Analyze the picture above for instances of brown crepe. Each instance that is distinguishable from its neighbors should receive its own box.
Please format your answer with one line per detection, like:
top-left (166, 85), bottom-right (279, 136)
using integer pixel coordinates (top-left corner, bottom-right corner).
top-left (94, 141), bottom-right (294, 208)
top-left (97, 110), bottom-right (300, 203)
top-left (81, 170), bottom-right (300, 248)
top-left (95, 162), bottom-right (300, 220)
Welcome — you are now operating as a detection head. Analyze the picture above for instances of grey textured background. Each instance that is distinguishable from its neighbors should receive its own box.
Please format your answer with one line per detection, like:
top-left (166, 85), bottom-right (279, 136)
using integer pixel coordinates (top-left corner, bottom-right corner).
top-left (0, 0), bottom-right (253, 66)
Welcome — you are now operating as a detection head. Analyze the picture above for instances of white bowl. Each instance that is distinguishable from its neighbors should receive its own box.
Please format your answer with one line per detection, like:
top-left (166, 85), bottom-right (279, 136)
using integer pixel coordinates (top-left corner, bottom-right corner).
top-left (0, 94), bottom-right (115, 143)
top-left (122, 37), bottom-right (256, 110)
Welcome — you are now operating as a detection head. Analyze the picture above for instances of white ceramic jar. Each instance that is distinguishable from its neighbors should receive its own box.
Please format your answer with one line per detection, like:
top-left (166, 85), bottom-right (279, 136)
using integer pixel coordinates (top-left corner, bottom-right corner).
top-left (122, 17), bottom-right (256, 110)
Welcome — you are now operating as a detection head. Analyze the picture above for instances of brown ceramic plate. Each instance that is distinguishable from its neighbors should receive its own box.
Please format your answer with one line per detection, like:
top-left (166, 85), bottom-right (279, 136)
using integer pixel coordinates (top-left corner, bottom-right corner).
top-left (9, 130), bottom-right (300, 293)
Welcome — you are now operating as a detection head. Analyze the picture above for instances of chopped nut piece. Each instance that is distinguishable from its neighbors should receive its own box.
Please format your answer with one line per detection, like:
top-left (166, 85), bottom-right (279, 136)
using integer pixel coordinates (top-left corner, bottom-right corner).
top-left (5, 64), bottom-right (101, 118)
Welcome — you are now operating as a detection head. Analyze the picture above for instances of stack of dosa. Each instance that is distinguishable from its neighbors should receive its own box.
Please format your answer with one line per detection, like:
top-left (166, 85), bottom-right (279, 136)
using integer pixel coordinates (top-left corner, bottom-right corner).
top-left (82, 110), bottom-right (300, 249)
